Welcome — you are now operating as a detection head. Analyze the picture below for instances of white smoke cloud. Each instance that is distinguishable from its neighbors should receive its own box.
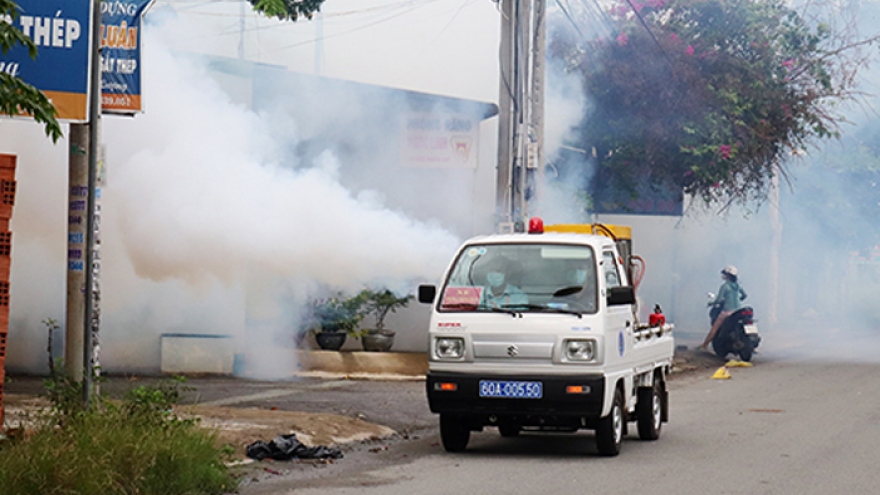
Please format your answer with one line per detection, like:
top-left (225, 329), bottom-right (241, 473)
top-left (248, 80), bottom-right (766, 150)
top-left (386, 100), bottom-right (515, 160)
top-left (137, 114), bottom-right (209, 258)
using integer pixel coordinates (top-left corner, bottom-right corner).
top-left (4, 2), bottom-right (501, 377)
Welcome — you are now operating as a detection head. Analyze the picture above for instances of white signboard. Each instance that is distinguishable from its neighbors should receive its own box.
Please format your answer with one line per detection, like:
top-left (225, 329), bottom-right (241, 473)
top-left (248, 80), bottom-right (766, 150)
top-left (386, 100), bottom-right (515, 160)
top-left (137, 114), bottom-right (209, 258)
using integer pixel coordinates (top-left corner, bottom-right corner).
top-left (401, 113), bottom-right (479, 168)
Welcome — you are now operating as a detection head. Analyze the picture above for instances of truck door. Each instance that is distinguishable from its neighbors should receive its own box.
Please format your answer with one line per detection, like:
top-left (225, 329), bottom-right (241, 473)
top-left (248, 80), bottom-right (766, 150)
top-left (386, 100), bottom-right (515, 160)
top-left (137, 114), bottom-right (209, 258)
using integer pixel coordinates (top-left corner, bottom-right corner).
top-left (602, 250), bottom-right (632, 360)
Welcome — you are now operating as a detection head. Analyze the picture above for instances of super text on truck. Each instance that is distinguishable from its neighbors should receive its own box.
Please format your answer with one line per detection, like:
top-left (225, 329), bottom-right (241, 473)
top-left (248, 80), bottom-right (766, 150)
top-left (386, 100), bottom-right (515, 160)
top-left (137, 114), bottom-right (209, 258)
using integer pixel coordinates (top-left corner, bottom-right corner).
top-left (417, 218), bottom-right (675, 456)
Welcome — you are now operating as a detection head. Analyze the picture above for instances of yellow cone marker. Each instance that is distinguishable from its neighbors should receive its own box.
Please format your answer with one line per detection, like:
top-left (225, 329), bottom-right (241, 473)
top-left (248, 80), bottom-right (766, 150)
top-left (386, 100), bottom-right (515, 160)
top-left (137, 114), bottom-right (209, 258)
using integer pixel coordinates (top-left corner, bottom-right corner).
top-left (711, 366), bottom-right (731, 379)
top-left (726, 360), bottom-right (753, 368)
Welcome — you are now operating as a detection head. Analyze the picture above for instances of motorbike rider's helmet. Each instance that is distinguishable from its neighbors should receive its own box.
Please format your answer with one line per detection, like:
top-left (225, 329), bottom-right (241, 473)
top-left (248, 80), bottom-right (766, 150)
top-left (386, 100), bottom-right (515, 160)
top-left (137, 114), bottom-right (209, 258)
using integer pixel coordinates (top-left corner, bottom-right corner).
top-left (722, 265), bottom-right (738, 277)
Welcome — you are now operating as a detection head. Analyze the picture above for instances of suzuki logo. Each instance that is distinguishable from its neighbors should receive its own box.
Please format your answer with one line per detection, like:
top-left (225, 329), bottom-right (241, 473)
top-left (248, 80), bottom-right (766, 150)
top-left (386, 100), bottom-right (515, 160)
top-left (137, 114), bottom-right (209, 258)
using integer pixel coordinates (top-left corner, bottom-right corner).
top-left (507, 345), bottom-right (519, 357)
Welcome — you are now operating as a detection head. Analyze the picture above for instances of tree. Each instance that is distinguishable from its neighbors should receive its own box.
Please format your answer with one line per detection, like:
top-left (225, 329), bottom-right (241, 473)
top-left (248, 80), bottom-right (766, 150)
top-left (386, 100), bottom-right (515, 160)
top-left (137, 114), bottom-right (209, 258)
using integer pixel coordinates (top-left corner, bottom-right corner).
top-left (248, 0), bottom-right (326, 22)
top-left (0, 0), bottom-right (62, 142)
top-left (549, 0), bottom-right (880, 208)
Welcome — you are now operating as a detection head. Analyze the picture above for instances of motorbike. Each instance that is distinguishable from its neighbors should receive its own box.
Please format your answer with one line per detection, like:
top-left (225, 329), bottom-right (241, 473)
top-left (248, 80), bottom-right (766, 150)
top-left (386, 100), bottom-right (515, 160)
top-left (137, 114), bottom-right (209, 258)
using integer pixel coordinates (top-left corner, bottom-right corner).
top-left (707, 293), bottom-right (761, 362)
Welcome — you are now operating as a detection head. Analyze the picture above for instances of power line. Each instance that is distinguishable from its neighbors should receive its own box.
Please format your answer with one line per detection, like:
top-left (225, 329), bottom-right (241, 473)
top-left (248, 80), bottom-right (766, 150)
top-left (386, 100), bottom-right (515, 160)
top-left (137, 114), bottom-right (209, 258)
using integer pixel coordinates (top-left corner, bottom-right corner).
top-left (555, 0), bottom-right (586, 40)
top-left (160, 0), bottom-right (456, 52)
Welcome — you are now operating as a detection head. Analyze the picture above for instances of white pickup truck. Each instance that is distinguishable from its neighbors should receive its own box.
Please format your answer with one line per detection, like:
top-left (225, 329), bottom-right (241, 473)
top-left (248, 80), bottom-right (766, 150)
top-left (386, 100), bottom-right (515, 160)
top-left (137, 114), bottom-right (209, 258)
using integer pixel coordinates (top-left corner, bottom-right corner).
top-left (417, 219), bottom-right (675, 456)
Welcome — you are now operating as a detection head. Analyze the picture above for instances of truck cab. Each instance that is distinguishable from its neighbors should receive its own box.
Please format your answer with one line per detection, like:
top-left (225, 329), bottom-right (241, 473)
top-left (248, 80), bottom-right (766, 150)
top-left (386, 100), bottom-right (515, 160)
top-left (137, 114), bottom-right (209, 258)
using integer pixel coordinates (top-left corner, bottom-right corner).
top-left (418, 221), bottom-right (674, 456)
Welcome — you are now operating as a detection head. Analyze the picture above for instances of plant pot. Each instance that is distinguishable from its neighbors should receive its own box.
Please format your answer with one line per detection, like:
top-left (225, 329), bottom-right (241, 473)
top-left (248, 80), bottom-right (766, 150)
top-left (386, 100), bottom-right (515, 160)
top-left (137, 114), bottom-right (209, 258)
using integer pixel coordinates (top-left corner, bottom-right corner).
top-left (361, 331), bottom-right (395, 352)
top-left (315, 332), bottom-right (347, 351)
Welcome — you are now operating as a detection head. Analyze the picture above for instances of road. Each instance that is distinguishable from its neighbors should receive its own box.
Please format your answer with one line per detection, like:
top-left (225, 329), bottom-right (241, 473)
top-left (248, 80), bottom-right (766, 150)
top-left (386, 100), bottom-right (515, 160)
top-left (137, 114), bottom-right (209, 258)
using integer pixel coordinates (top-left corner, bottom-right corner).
top-left (238, 349), bottom-right (880, 495)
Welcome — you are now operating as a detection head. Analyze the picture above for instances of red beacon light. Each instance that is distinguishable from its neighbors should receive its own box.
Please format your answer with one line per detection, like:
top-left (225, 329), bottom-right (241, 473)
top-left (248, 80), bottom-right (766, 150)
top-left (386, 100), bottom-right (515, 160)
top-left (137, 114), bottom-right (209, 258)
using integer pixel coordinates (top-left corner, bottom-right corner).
top-left (528, 217), bottom-right (544, 234)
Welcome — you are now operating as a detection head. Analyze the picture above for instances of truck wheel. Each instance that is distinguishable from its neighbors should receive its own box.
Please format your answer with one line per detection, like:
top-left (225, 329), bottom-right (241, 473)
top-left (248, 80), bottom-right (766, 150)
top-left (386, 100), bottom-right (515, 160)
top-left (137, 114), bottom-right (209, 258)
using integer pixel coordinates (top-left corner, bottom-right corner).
top-left (440, 414), bottom-right (470, 452)
top-left (637, 379), bottom-right (663, 441)
top-left (595, 387), bottom-right (624, 456)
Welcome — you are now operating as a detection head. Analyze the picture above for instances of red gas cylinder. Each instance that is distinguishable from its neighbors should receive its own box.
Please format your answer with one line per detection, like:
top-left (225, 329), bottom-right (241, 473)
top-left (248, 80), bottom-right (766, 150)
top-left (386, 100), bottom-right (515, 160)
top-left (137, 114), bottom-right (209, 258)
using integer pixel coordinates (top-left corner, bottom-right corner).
top-left (649, 304), bottom-right (665, 327)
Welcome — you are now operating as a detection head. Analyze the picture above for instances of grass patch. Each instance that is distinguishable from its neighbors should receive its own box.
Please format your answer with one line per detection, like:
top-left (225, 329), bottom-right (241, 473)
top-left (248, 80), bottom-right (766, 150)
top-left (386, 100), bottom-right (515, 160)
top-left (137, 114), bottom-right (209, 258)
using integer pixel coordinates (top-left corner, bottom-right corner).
top-left (0, 375), bottom-right (237, 495)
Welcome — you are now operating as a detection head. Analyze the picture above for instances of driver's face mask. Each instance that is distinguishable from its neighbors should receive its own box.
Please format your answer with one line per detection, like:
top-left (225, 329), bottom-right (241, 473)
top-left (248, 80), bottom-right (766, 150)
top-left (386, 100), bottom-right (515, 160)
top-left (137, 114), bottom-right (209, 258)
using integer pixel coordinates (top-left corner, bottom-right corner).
top-left (486, 272), bottom-right (506, 288)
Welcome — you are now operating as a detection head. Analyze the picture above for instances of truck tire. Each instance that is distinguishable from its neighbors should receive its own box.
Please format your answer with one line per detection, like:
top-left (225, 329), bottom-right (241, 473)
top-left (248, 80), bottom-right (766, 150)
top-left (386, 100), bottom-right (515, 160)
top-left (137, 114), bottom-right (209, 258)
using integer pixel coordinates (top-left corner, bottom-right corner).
top-left (637, 379), bottom-right (663, 441)
top-left (595, 387), bottom-right (624, 456)
top-left (440, 414), bottom-right (470, 452)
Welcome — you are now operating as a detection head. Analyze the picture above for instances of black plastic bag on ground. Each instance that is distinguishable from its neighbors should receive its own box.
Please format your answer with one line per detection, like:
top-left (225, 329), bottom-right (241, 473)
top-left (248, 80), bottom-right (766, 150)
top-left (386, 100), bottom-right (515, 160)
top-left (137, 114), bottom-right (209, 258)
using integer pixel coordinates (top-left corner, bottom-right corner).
top-left (246, 433), bottom-right (343, 461)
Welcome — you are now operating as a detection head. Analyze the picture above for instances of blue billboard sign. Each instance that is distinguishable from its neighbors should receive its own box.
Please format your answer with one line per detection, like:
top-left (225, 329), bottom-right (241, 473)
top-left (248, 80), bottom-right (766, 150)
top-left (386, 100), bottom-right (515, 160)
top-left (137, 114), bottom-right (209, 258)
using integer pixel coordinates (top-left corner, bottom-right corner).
top-left (100, 0), bottom-right (154, 114)
top-left (0, 0), bottom-right (94, 122)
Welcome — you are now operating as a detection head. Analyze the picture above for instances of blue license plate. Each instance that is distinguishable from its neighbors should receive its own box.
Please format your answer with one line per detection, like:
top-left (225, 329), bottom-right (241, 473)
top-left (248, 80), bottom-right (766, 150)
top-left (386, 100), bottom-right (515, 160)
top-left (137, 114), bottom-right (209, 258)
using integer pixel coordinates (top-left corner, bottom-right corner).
top-left (479, 380), bottom-right (543, 399)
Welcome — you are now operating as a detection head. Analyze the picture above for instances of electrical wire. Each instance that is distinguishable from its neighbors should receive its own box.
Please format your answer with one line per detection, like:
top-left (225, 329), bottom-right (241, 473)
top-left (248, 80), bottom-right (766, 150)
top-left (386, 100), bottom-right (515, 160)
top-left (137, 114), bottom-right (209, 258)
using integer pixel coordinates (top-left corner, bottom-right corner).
top-left (262, 0), bottom-right (449, 54)
top-left (173, 0), bottom-right (445, 24)
top-left (158, 0), bottom-right (450, 43)
top-left (430, 0), bottom-right (481, 47)
top-left (622, 0), bottom-right (675, 71)
top-left (555, 0), bottom-right (586, 40)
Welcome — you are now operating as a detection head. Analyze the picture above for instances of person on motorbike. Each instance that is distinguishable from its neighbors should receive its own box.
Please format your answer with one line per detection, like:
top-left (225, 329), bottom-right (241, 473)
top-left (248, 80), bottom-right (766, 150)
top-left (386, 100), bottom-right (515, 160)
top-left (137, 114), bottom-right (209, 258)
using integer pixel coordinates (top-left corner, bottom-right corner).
top-left (698, 265), bottom-right (747, 352)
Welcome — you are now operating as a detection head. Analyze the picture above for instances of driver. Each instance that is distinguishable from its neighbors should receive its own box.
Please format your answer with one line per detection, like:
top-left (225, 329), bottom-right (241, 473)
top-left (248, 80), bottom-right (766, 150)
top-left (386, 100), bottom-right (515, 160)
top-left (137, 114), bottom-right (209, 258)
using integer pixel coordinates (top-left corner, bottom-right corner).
top-left (478, 256), bottom-right (528, 309)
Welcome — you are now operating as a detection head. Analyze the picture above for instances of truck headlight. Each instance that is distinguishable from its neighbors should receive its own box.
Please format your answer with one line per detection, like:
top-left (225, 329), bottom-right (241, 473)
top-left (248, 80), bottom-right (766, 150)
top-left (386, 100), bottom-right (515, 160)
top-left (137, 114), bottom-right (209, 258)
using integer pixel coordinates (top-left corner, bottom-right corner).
top-left (435, 337), bottom-right (465, 359)
top-left (564, 339), bottom-right (596, 361)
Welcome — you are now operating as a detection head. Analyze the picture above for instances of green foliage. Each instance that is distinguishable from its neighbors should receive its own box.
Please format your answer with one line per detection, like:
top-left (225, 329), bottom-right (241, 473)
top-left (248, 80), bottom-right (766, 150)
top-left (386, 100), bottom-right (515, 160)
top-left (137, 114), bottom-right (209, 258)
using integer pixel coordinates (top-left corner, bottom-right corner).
top-left (42, 367), bottom-right (86, 420)
top-left (0, 0), bottom-right (63, 142)
top-left (550, 0), bottom-right (876, 208)
top-left (306, 291), bottom-right (367, 335)
top-left (248, 0), bottom-right (325, 21)
top-left (357, 288), bottom-right (413, 334)
top-left (0, 375), bottom-right (235, 495)
top-left (123, 376), bottom-right (194, 427)
top-left (305, 288), bottom-right (413, 336)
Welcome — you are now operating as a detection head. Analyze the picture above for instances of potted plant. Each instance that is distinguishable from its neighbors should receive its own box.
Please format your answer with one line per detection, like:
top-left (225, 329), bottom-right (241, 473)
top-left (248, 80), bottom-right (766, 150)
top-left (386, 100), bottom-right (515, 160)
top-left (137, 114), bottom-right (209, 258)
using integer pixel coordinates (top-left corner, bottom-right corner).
top-left (357, 288), bottom-right (413, 352)
top-left (306, 293), bottom-right (365, 351)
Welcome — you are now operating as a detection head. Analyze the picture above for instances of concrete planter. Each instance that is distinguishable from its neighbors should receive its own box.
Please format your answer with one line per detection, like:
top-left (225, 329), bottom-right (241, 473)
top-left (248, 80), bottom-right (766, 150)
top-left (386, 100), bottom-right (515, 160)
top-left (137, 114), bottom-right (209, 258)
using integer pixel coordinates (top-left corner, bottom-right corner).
top-left (360, 332), bottom-right (396, 352)
top-left (315, 332), bottom-right (347, 351)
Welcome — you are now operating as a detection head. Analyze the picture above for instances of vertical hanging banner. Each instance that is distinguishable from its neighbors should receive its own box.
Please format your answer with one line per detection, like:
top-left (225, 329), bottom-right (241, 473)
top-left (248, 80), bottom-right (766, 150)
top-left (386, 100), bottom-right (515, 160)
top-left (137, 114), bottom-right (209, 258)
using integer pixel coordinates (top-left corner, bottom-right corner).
top-left (100, 0), bottom-right (154, 114)
top-left (0, 0), bottom-right (94, 122)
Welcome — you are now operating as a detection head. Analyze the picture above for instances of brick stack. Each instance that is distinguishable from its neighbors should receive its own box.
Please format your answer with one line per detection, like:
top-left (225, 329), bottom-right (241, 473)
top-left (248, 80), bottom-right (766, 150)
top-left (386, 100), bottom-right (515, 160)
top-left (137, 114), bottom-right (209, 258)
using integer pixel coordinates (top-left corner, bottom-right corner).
top-left (0, 153), bottom-right (15, 426)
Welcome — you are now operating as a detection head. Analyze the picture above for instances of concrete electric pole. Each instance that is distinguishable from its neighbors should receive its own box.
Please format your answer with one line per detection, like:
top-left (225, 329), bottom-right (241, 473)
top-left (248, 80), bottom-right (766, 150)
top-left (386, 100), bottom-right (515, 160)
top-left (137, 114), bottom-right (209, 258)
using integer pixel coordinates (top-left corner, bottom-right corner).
top-left (495, 0), bottom-right (546, 233)
top-left (66, 0), bottom-right (102, 407)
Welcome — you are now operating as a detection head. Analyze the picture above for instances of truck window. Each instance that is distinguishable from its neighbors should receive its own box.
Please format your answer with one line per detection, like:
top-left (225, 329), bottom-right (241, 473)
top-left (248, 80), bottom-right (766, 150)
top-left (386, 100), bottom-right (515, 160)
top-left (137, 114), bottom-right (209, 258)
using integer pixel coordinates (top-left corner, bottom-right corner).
top-left (602, 251), bottom-right (621, 288)
top-left (439, 243), bottom-right (597, 314)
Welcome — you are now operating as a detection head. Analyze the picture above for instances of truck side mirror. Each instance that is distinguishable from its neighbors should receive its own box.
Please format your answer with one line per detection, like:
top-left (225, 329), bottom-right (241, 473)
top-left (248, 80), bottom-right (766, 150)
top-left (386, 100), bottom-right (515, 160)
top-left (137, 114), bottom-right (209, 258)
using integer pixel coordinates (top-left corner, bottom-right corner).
top-left (418, 284), bottom-right (437, 304)
top-left (607, 286), bottom-right (635, 306)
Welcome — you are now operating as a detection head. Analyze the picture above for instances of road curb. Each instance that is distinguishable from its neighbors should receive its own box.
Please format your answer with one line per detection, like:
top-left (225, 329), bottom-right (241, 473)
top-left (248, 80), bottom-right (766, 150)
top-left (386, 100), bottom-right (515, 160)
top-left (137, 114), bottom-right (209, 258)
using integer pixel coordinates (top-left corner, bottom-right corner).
top-left (294, 350), bottom-right (428, 378)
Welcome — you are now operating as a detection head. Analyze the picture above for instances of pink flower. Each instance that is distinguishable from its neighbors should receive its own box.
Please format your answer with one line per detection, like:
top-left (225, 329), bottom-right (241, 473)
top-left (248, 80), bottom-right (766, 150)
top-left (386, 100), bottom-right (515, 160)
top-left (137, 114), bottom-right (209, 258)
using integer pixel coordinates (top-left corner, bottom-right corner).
top-left (685, 45), bottom-right (694, 56)
top-left (719, 145), bottom-right (732, 159)
top-left (617, 32), bottom-right (629, 46)
top-left (669, 33), bottom-right (680, 44)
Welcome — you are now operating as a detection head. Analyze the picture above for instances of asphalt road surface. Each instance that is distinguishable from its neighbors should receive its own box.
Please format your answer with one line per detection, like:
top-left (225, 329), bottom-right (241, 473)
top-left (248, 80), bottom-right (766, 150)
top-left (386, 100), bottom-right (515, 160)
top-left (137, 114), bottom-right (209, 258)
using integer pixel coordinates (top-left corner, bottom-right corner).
top-left (237, 346), bottom-right (880, 495)
top-left (9, 333), bottom-right (880, 495)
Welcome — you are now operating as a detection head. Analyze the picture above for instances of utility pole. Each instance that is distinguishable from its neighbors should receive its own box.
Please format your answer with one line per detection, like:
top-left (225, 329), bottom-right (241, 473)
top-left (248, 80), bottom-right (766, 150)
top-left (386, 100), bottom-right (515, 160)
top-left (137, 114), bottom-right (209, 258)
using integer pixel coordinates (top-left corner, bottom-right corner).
top-left (66, 0), bottom-right (102, 407)
top-left (495, 0), bottom-right (546, 233)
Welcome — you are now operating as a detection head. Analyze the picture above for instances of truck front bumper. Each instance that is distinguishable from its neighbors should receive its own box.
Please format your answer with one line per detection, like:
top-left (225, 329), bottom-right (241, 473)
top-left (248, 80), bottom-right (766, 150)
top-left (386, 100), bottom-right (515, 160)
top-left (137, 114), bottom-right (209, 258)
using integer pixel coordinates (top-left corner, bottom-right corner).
top-left (426, 371), bottom-right (606, 420)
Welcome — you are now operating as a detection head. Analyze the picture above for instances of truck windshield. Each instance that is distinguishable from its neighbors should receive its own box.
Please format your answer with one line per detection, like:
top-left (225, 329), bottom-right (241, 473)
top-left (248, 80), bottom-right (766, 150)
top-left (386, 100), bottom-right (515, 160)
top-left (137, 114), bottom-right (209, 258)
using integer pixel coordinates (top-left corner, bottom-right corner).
top-left (438, 243), bottom-right (597, 314)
